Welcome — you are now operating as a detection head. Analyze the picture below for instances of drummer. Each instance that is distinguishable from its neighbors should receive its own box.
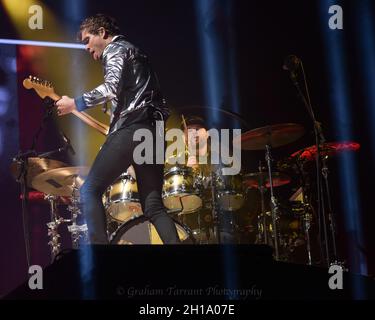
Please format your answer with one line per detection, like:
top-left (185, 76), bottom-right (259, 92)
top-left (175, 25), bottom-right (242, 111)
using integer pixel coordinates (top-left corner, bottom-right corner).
top-left (181, 115), bottom-right (240, 244)
top-left (182, 115), bottom-right (210, 172)
top-left (181, 115), bottom-right (241, 176)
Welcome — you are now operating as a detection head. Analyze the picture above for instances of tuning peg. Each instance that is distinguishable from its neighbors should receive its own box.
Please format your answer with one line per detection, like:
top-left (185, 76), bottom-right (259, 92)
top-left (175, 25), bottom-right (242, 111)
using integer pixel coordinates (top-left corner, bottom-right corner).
top-left (28, 75), bottom-right (32, 80)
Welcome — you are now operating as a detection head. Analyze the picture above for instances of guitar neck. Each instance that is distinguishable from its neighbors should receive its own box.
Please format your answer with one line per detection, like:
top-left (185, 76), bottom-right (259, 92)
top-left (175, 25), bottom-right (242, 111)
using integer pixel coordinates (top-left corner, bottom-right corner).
top-left (50, 93), bottom-right (109, 136)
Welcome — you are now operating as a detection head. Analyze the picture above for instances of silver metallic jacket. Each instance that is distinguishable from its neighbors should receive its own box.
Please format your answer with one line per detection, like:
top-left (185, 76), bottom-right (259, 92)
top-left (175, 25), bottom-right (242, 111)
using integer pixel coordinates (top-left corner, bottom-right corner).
top-left (75, 35), bottom-right (169, 135)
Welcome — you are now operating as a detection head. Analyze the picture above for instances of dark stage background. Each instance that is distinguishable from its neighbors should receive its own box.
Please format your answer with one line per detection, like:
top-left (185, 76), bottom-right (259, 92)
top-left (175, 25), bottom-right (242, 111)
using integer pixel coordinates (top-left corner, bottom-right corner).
top-left (0, 0), bottom-right (374, 297)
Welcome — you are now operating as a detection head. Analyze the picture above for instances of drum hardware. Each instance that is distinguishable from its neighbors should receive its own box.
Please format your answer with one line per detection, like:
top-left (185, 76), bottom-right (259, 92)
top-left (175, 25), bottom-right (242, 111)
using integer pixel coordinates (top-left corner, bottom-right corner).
top-left (31, 166), bottom-right (90, 254)
top-left (208, 171), bottom-right (240, 244)
top-left (236, 123), bottom-right (305, 260)
top-left (302, 209), bottom-right (313, 265)
top-left (210, 170), bottom-right (221, 244)
top-left (292, 157), bottom-right (314, 266)
top-left (45, 194), bottom-right (63, 261)
top-left (265, 144), bottom-right (281, 260)
top-left (243, 168), bottom-right (292, 246)
top-left (290, 141), bottom-right (360, 263)
top-left (66, 175), bottom-right (88, 249)
top-left (256, 162), bottom-right (268, 245)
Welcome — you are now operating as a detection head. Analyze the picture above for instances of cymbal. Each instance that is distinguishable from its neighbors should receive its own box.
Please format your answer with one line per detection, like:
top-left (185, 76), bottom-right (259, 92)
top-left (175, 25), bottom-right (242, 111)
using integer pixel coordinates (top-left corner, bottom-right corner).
top-left (243, 172), bottom-right (291, 189)
top-left (31, 166), bottom-right (90, 196)
top-left (10, 157), bottom-right (68, 187)
top-left (290, 141), bottom-right (360, 161)
top-left (234, 123), bottom-right (305, 150)
top-left (167, 106), bottom-right (251, 130)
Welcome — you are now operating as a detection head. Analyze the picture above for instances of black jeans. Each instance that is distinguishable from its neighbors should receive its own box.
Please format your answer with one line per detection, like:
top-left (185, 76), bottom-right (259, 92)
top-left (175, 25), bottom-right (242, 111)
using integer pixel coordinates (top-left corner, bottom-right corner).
top-left (80, 122), bottom-right (180, 244)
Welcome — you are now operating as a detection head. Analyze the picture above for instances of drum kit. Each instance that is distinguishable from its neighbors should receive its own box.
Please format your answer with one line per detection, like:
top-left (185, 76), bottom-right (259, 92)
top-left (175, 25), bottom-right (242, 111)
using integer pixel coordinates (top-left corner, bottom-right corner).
top-left (10, 112), bottom-right (360, 266)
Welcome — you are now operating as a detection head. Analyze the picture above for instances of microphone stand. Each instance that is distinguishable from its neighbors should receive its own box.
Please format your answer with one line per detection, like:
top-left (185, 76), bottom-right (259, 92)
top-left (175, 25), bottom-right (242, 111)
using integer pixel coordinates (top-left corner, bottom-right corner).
top-left (13, 97), bottom-right (57, 268)
top-left (287, 63), bottom-right (338, 266)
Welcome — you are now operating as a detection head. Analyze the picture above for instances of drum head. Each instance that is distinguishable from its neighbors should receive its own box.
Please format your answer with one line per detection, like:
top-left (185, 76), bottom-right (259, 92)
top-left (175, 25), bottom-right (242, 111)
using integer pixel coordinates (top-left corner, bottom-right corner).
top-left (110, 215), bottom-right (195, 244)
top-left (104, 173), bottom-right (142, 222)
top-left (163, 194), bottom-right (202, 214)
top-left (107, 201), bottom-right (143, 222)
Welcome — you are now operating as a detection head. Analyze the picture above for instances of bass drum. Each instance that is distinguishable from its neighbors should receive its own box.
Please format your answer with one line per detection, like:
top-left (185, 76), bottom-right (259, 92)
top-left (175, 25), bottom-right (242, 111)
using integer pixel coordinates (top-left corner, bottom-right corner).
top-left (110, 215), bottom-right (195, 244)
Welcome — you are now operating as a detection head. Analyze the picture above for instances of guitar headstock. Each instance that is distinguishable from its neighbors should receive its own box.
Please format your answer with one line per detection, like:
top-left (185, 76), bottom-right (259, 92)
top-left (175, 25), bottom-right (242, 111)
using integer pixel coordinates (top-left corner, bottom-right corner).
top-left (23, 75), bottom-right (55, 99)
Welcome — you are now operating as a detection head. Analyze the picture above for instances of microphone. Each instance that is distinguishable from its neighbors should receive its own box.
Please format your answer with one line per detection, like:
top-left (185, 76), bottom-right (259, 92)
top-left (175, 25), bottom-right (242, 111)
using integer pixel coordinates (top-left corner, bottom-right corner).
top-left (283, 55), bottom-right (301, 81)
top-left (60, 131), bottom-right (76, 156)
top-left (283, 54), bottom-right (301, 71)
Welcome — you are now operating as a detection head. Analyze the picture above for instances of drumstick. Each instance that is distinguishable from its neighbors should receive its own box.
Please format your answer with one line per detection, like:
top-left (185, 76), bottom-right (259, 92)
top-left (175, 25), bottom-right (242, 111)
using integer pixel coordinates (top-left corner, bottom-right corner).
top-left (181, 114), bottom-right (189, 152)
top-left (181, 114), bottom-right (188, 148)
top-left (181, 114), bottom-right (188, 132)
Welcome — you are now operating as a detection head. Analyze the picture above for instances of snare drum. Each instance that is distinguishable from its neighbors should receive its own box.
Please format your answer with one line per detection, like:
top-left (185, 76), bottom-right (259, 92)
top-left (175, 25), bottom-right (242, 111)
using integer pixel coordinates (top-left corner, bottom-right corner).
top-left (214, 169), bottom-right (244, 211)
top-left (162, 166), bottom-right (202, 214)
top-left (104, 173), bottom-right (142, 222)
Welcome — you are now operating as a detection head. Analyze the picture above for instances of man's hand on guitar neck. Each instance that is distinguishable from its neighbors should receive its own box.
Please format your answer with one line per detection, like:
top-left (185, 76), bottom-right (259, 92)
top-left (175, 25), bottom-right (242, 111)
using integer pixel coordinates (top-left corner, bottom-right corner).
top-left (56, 95), bottom-right (77, 116)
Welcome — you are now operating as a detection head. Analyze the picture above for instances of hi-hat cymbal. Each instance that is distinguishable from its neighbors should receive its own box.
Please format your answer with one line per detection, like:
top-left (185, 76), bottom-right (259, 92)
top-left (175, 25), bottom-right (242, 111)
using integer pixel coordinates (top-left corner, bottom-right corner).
top-left (31, 166), bottom-right (90, 196)
top-left (234, 123), bottom-right (305, 150)
top-left (290, 141), bottom-right (360, 161)
top-left (243, 172), bottom-right (291, 189)
top-left (10, 157), bottom-right (68, 187)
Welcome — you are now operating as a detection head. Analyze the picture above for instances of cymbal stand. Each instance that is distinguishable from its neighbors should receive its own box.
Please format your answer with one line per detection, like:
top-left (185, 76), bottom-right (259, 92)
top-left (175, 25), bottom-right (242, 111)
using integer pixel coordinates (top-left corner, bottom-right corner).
top-left (256, 161), bottom-right (268, 245)
top-left (302, 209), bottom-right (313, 265)
top-left (295, 156), bottom-right (313, 265)
top-left (67, 175), bottom-right (88, 249)
top-left (210, 170), bottom-right (221, 244)
top-left (321, 156), bottom-right (338, 262)
top-left (265, 144), bottom-right (280, 260)
top-left (45, 194), bottom-right (63, 262)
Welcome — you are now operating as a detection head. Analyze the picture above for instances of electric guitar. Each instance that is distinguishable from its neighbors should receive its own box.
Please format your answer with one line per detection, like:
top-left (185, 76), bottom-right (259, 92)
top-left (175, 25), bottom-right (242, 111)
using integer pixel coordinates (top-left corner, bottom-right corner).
top-left (23, 76), bottom-right (109, 135)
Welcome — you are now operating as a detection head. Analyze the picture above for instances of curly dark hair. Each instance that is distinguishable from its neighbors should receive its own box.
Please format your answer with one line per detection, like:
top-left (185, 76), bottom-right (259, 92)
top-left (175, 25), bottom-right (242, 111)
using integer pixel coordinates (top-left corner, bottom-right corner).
top-left (77, 14), bottom-right (120, 40)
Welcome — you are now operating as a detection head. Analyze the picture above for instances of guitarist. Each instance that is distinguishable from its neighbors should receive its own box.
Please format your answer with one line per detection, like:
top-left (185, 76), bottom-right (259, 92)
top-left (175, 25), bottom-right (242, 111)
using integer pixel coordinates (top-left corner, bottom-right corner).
top-left (56, 14), bottom-right (180, 244)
